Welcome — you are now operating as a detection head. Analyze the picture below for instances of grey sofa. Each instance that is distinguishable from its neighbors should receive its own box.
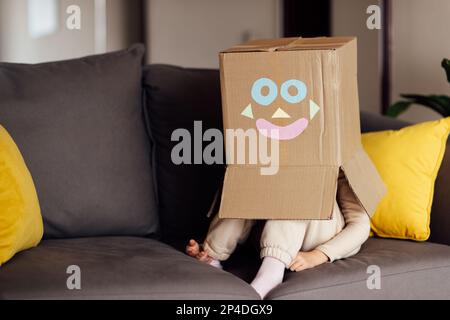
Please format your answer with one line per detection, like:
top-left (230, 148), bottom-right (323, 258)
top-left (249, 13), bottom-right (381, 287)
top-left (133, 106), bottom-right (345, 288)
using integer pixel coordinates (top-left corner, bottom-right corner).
top-left (0, 53), bottom-right (449, 300)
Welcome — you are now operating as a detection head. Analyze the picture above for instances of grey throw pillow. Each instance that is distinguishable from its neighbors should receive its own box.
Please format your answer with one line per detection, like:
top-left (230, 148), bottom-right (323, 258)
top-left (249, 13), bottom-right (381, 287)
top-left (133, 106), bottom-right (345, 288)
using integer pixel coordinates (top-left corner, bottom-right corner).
top-left (0, 45), bottom-right (158, 238)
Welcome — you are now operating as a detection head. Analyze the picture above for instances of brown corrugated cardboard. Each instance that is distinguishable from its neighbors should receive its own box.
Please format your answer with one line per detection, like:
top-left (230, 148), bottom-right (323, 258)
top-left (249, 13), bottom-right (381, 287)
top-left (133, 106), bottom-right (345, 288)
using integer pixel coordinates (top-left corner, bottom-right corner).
top-left (218, 37), bottom-right (386, 220)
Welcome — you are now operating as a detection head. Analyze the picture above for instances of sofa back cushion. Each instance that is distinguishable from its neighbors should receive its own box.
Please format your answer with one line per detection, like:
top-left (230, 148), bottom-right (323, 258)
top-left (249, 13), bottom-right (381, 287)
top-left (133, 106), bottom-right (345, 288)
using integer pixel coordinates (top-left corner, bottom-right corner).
top-left (143, 64), bottom-right (450, 247)
top-left (143, 65), bottom-right (224, 248)
top-left (0, 45), bottom-right (158, 239)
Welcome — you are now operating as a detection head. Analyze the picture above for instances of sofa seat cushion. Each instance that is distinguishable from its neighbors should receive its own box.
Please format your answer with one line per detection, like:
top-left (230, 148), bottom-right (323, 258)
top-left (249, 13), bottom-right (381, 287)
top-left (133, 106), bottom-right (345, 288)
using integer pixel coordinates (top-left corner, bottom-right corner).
top-left (266, 238), bottom-right (450, 300)
top-left (0, 237), bottom-right (259, 300)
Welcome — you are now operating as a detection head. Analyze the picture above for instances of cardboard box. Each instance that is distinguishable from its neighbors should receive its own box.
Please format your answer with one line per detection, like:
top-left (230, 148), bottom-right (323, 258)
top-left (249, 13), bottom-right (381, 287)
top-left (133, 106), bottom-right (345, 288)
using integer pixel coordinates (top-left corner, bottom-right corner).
top-left (218, 37), bottom-right (386, 220)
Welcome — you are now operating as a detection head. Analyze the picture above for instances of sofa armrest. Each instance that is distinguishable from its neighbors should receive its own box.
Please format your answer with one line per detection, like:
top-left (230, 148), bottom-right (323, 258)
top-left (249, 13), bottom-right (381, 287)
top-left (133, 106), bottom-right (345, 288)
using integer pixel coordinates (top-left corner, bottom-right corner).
top-left (360, 111), bottom-right (450, 246)
top-left (430, 140), bottom-right (450, 245)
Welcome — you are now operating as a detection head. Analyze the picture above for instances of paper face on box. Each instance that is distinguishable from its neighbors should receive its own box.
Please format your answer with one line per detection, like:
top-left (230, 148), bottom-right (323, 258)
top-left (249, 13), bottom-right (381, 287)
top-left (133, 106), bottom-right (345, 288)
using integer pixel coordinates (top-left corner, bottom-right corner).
top-left (218, 37), bottom-right (386, 220)
top-left (221, 49), bottom-right (340, 167)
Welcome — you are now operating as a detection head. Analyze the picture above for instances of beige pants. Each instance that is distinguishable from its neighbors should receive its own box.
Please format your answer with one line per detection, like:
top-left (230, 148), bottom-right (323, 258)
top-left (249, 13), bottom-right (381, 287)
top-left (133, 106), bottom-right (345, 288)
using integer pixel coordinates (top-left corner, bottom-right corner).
top-left (203, 172), bottom-right (369, 267)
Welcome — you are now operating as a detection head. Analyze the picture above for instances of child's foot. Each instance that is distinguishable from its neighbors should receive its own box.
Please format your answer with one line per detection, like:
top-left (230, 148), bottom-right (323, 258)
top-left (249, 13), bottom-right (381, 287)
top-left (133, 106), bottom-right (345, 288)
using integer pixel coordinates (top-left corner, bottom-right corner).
top-left (186, 239), bottom-right (222, 269)
top-left (251, 257), bottom-right (285, 299)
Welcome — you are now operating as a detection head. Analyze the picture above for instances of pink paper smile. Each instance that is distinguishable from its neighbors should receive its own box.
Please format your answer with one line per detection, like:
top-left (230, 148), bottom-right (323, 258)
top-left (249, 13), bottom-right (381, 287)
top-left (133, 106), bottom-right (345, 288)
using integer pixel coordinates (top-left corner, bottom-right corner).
top-left (256, 118), bottom-right (309, 141)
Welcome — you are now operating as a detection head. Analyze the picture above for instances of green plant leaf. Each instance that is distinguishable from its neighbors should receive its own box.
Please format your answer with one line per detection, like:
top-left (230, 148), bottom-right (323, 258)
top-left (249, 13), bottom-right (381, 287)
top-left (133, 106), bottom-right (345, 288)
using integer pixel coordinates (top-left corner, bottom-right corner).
top-left (401, 94), bottom-right (450, 108)
top-left (400, 94), bottom-right (450, 117)
top-left (387, 101), bottom-right (412, 118)
top-left (388, 59), bottom-right (450, 119)
top-left (442, 58), bottom-right (450, 83)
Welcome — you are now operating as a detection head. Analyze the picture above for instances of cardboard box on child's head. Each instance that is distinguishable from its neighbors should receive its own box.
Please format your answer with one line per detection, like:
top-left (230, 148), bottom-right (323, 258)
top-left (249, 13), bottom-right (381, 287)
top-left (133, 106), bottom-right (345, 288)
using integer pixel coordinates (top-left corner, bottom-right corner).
top-left (218, 37), bottom-right (386, 220)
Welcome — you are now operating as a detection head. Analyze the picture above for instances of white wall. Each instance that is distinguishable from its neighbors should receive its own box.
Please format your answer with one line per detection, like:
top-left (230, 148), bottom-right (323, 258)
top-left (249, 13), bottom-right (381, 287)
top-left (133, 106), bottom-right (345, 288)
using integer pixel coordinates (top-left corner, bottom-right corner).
top-left (0, 0), bottom-right (95, 63)
top-left (392, 0), bottom-right (450, 122)
top-left (145, 0), bottom-right (281, 68)
top-left (0, 0), bottom-right (141, 63)
top-left (332, 0), bottom-right (450, 122)
top-left (3, 0), bottom-right (447, 123)
top-left (331, 0), bottom-right (381, 114)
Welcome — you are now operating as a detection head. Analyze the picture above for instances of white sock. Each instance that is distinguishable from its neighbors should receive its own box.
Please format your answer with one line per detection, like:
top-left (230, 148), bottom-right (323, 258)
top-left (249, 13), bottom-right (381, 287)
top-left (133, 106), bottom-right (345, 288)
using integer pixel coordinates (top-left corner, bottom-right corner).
top-left (250, 257), bottom-right (285, 299)
top-left (208, 258), bottom-right (223, 269)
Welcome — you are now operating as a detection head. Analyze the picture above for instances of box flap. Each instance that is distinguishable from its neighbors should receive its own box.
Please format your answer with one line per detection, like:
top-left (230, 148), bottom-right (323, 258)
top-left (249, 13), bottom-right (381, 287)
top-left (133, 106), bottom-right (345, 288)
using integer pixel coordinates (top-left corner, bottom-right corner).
top-left (218, 166), bottom-right (338, 220)
top-left (221, 37), bottom-right (299, 53)
top-left (222, 37), bottom-right (355, 53)
top-left (341, 147), bottom-right (387, 217)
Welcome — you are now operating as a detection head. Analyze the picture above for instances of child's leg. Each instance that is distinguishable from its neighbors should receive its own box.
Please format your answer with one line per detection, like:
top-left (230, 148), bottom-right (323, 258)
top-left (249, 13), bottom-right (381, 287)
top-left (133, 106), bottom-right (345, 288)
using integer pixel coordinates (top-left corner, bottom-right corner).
top-left (251, 220), bottom-right (308, 299)
top-left (203, 215), bottom-right (255, 261)
top-left (260, 220), bottom-right (308, 266)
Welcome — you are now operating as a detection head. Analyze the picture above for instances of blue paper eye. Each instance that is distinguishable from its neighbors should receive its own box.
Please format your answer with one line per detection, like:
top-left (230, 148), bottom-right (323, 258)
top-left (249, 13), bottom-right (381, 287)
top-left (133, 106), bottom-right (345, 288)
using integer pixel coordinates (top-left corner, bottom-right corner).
top-left (251, 78), bottom-right (278, 106)
top-left (280, 79), bottom-right (307, 104)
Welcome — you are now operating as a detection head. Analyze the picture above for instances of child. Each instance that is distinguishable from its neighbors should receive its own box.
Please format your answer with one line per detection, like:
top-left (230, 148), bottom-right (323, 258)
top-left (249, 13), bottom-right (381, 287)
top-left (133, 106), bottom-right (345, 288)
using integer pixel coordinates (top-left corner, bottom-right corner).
top-left (186, 170), bottom-right (370, 299)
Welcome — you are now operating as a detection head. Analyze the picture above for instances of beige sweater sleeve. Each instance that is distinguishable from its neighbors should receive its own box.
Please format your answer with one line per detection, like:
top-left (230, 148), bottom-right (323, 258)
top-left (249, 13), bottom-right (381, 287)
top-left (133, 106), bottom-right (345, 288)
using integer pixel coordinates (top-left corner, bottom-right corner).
top-left (315, 171), bottom-right (371, 262)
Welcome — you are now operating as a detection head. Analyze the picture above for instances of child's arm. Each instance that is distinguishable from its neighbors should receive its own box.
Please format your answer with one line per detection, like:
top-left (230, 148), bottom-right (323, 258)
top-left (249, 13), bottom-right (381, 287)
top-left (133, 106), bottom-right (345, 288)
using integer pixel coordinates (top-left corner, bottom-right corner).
top-left (289, 171), bottom-right (371, 271)
top-left (314, 170), bottom-right (371, 263)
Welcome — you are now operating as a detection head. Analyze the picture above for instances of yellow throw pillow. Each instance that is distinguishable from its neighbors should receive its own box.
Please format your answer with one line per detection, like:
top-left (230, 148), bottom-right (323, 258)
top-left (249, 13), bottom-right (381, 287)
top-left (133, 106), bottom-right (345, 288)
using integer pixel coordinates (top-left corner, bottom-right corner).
top-left (0, 125), bottom-right (43, 265)
top-left (362, 118), bottom-right (450, 241)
